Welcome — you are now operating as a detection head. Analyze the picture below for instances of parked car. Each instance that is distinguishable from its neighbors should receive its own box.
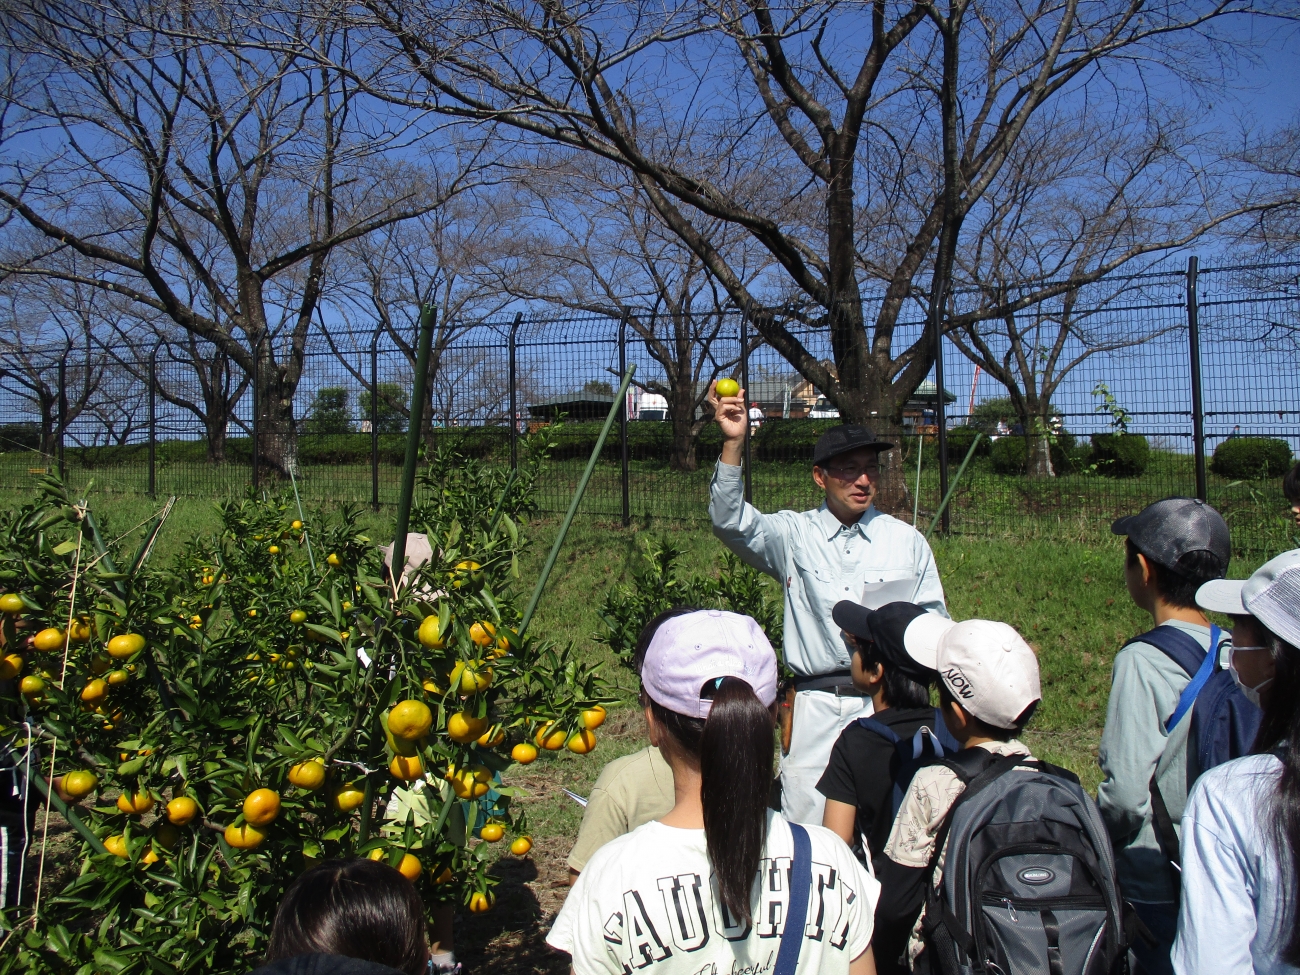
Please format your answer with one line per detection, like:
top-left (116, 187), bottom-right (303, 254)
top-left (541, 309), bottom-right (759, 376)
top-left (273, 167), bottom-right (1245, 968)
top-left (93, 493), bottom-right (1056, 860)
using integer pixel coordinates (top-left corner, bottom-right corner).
top-left (809, 397), bottom-right (840, 419)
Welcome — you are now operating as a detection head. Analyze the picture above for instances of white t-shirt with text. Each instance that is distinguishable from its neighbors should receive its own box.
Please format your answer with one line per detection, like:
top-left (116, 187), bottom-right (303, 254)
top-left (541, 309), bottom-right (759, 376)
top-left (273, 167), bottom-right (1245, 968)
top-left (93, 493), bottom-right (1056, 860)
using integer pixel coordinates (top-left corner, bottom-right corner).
top-left (548, 810), bottom-right (879, 975)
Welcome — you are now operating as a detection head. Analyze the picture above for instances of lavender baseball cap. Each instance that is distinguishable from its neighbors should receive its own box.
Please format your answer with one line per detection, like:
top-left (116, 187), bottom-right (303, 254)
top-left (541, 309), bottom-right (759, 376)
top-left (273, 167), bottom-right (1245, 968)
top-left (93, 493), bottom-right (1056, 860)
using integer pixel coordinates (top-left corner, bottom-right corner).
top-left (641, 610), bottom-right (779, 719)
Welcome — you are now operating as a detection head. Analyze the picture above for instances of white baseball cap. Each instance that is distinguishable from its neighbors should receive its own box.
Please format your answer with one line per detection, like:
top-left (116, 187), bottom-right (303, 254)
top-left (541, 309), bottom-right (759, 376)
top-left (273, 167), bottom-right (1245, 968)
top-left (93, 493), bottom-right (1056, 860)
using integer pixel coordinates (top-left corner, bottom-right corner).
top-left (903, 616), bottom-right (1042, 730)
top-left (641, 610), bottom-right (778, 719)
top-left (1196, 549), bottom-right (1300, 649)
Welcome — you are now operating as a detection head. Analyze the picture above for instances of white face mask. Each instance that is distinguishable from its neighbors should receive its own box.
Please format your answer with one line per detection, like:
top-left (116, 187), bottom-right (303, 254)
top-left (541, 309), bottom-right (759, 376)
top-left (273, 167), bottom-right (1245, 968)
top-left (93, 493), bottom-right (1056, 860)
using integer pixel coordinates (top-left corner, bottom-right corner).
top-left (1229, 646), bottom-right (1273, 709)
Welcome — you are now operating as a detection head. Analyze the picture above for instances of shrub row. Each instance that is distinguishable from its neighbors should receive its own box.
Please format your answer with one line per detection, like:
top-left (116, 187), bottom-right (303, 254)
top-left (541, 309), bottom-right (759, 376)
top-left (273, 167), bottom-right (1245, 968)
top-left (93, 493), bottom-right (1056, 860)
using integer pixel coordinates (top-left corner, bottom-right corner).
top-left (1211, 437), bottom-right (1293, 480)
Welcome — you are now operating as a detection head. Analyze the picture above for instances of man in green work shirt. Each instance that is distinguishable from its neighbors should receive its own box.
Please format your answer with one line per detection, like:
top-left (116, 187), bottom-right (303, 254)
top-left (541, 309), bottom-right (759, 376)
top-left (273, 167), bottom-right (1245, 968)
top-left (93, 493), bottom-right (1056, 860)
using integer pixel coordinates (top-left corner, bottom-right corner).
top-left (707, 381), bottom-right (948, 824)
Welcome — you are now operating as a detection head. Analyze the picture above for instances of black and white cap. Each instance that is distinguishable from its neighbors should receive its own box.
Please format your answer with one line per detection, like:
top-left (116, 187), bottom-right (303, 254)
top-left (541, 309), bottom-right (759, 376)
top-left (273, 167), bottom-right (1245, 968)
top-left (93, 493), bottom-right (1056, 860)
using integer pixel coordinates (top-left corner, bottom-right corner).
top-left (1197, 549), bottom-right (1300, 650)
top-left (831, 600), bottom-right (939, 683)
top-left (1111, 497), bottom-right (1231, 572)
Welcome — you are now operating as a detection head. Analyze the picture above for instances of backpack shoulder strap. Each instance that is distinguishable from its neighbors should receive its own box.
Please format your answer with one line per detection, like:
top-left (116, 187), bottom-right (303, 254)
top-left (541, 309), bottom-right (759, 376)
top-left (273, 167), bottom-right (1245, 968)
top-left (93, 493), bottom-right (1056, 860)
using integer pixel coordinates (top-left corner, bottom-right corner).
top-left (1126, 625), bottom-right (1206, 679)
top-left (1148, 775), bottom-right (1183, 876)
top-left (931, 708), bottom-right (962, 755)
top-left (855, 716), bottom-right (901, 745)
top-left (774, 821), bottom-right (812, 975)
top-left (922, 752), bottom-right (1022, 884)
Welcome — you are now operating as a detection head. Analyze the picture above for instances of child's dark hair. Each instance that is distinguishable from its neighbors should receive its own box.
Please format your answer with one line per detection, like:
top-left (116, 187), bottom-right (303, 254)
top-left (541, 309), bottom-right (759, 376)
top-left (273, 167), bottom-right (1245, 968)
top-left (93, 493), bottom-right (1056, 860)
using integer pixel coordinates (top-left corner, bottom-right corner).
top-left (1284, 461), bottom-right (1300, 505)
top-left (649, 678), bottom-right (775, 926)
top-left (264, 858), bottom-right (428, 974)
top-left (633, 605), bottom-right (702, 674)
top-left (849, 633), bottom-right (930, 709)
top-left (939, 682), bottom-right (1037, 740)
top-left (1125, 538), bottom-right (1227, 609)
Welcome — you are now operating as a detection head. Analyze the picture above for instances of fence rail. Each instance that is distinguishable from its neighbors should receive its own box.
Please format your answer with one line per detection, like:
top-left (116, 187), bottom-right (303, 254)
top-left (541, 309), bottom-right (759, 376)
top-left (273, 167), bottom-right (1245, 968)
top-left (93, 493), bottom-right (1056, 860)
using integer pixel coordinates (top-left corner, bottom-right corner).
top-left (1, 257), bottom-right (1296, 555)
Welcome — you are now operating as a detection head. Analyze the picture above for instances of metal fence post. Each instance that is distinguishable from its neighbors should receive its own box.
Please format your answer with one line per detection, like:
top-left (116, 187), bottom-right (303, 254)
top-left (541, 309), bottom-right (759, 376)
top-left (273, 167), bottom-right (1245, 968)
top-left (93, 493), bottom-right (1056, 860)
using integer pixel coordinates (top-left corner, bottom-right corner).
top-left (370, 323), bottom-right (381, 511)
top-left (1187, 256), bottom-right (1207, 502)
top-left (740, 308), bottom-right (753, 503)
top-left (148, 343), bottom-right (158, 498)
top-left (509, 312), bottom-right (522, 470)
top-left (57, 358), bottom-right (67, 482)
top-left (618, 312), bottom-right (630, 526)
top-left (251, 338), bottom-right (260, 491)
top-left (933, 294), bottom-right (951, 534)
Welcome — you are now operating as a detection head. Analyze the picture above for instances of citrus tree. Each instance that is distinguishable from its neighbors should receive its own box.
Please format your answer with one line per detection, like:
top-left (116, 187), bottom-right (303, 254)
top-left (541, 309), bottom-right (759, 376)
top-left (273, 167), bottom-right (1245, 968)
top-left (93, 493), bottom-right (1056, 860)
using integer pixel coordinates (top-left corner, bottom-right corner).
top-left (0, 452), bottom-right (610, 974)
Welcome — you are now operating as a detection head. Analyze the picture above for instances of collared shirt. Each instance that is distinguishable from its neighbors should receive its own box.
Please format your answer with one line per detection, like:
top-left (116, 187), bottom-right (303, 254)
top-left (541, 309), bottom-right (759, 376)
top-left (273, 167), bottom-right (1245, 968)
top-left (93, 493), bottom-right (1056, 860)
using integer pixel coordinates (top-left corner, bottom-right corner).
top-left (709, 461), bottom-right (948, 677)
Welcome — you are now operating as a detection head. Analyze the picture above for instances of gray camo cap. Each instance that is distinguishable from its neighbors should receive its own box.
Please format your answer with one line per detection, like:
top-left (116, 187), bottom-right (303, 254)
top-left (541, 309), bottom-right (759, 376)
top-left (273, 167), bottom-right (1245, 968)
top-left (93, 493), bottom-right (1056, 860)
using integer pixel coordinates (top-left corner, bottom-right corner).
top-left (1111, 497), bottom-right (1231, 572)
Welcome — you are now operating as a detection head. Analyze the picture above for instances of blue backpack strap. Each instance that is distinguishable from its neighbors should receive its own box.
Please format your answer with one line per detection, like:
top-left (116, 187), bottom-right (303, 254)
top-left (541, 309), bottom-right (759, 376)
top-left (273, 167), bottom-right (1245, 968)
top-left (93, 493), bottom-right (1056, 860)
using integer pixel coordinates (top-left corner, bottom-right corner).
top-left (1164, 625), bottom-right (1221, 734)
top-left (931, 708), bottom-right (961, 755)
top-left (855, 716), bottom-right (901, 744)
top-left (774, 821), bottom-right (812, 975)
top-left (1127, 625), bottom-right (1206, 679)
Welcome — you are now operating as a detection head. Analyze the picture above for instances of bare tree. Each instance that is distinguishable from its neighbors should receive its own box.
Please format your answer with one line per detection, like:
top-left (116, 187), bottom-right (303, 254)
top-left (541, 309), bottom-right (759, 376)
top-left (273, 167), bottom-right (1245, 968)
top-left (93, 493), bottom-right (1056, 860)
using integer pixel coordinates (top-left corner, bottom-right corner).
top-left (505, 159), bottom-right (767, 470)
top-left (345, 0), bottom-right (1278, 466)
top-left (0, 269), bottom-right (109, 456)
top-left (324, 187), bottom-right (522, 445)
top-left (945, 107), bottom-right (1244, 476)
top-left (0, 1), bottom-right (489, 476)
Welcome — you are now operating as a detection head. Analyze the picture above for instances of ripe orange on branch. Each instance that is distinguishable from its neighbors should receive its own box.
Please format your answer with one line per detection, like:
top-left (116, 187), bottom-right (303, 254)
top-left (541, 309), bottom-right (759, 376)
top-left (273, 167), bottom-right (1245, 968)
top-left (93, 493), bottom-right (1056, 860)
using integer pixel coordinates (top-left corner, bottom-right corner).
top-left (0, 593), bottom-right (26, 613)
top-left (417, 614), bottom-right (446, 649)
top-left (567, 729), bottom-right (598, 754)
top-left (333, 784), bottom-right (366, 812)
top-left (468, 891), bottom-right (495, 914)
top-left (166, 796), bottom-right (199, 825)
top-left (534, 721), bottom-right (567, 751)
top-left (242, 789), bottom-right (281, 827)
top-left (33, 627), bottom-right (65, 652)
top-left (117, 792), bottom-right (155, 815)
top-left (224, 823), bottom-right (266, 850)
top-left (63, 770), bottom-right (98, 799)
top-left (397, 853), bottom-right (422, 881)
top-left (582, 705), bottom-right (607, 729)
top-left (0, 653), bottom-right (23, 679)
top-left (446, 711), bottom-right (487, 744)
top-left (80, 679), bottom-right (108, 704)
top-left (388, 700), bottom-right (433, 740)
top-left (510, 836), bottom-right (533, 856)
top-left (288, 759), bottom-right (326, 790)
top-left (106, 633), bottom-right (145, 659)
top-left (479, 822), bottom-right (504, 842)
top-left (511, 742), bottom-right (538, 764)
top-left (389, 753), bottom-right (425, 781)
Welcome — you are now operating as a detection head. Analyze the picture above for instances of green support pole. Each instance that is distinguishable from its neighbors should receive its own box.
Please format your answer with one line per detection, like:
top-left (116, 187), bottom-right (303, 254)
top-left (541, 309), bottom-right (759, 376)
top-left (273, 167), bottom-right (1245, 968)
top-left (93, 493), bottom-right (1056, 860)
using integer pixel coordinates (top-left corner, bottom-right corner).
top-left (926, 433), bottom-right (982, 539)
top-left (390, 304), bottom-right (436, 590)
top-left (519, 364), bottom-right (636, 638)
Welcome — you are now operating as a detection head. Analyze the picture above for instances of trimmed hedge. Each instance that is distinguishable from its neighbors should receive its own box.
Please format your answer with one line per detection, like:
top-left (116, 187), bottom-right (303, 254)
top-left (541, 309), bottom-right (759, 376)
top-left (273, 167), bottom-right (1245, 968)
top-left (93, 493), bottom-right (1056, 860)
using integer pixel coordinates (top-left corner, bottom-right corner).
top-left (945, 426), bottom-right (992, 460)
top-left (1091, 433), bottom-right (1150, 478)
top-left (0, 423), bottom-right (41, 452)
top-left (988, 433), bottom-right (1078, 475)
top-left (1211, 437), bottom-right (1293, 480)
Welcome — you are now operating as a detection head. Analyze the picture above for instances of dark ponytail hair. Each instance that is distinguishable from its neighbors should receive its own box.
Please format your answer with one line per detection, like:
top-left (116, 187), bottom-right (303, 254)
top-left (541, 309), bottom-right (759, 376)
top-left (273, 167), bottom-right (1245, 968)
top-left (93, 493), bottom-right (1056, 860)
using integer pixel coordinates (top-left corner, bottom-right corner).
top-left (650, 677), bottom-right (775, 924)
top-left (1252, 629), bottom-right (1300, 965)
top-left (265, 858), bottom-right (428, 974)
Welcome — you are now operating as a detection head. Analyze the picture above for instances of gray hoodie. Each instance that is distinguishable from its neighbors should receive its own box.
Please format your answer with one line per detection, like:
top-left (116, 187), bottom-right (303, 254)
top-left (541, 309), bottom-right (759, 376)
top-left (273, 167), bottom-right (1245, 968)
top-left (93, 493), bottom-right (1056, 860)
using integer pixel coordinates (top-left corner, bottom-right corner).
top-left (1097, 620), bottom-right (1221, 904)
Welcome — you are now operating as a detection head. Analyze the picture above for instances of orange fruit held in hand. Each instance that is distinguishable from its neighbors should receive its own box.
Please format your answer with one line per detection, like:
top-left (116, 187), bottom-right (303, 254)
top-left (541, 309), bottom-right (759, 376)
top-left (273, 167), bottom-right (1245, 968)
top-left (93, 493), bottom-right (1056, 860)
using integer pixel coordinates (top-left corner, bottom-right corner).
top-left (167, 795), bottom-right (199, 825)
top-left (397, 853), bottom-right (422, 881)
top-left (479, 822), bottom-right (504, 842)
top-left (511, 742), bottom-right (538, 764)
top-left (117, 792), bottom-right (155, 815)
top-left (567, 729), bottom-right (597, 754)
top-left (510, 836), bottom-right (533, 856)
top-left (224, 823), bottom-right (266, 849)
top-left (715, 378), bottom-right (740, 397)
top-left (582, 705), bottom-right (607, 729)
top-left (243, 788), bottom-right (281, 827)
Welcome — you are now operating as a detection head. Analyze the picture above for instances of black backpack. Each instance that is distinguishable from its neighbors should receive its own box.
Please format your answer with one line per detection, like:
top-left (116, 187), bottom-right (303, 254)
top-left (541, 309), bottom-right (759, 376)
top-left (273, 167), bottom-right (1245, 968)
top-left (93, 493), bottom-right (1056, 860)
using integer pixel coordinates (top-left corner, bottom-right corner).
top-left (919, 749), bottom-right (1128, 975)
top-left (1127, 625), bottom-right (1261, 880)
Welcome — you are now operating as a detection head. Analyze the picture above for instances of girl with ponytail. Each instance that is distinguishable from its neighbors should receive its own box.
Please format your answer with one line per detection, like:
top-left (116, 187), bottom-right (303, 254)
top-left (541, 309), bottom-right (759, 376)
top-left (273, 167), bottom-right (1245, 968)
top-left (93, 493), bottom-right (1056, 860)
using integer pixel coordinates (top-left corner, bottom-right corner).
top-left (1173, 550), bottom-right (1300, 975)
top-left (547, 609), bottom-right (879, 975)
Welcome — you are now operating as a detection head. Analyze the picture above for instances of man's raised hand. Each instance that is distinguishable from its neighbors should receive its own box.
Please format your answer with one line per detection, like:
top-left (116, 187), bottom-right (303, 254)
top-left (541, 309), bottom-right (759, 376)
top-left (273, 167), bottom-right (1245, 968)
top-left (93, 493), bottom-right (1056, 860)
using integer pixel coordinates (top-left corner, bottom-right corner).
top-left (708, 379), bottom-right (748, 444)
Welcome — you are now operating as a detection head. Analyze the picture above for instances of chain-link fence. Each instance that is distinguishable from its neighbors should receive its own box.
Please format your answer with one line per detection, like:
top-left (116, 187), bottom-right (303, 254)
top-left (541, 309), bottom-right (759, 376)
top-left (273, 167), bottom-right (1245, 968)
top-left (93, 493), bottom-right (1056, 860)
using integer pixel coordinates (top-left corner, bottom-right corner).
top-left (1, 258), bottom-right (1296, 554)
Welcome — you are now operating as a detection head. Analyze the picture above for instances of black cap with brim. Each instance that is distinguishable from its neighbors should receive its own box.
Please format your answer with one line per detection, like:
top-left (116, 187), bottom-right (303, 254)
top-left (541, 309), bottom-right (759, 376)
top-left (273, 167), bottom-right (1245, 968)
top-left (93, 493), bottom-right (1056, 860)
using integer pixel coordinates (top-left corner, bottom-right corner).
top-left (1110, 497), bottom-right (1231, 571)
top-left (832, 600), bottom-right (935, 682)
top-left (812, 424), bottom-right (895, 467)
